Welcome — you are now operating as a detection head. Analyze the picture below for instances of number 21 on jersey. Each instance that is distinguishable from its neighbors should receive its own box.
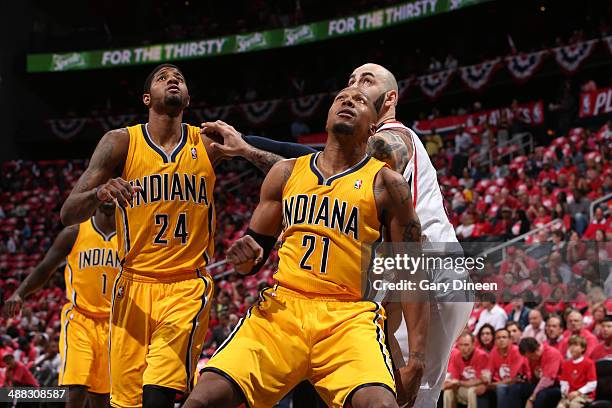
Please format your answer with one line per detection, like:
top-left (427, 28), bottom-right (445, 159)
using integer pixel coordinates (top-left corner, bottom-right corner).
top-left (300, 234), bottom-right (330, 274)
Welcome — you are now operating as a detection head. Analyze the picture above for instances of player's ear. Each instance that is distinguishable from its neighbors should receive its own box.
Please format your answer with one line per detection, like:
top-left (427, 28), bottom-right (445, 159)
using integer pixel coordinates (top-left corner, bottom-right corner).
top-left (143, 93), bottom-right (151, 108)
top-left (385, 90), bottom-right (398, 108)
top-left (186, 95), bottom-right (190, 108)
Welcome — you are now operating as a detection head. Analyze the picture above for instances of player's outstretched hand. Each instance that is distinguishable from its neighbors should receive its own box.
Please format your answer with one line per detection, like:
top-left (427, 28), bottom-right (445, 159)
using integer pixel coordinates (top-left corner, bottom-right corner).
top-left (201, 121), bottom-right (249, 158)
top-left (4, 292), bottom-right (23, 318)
top-left (96, 177), bottom-right (141, 207)
top-left (227, 235), bottom-right (264, 274)
top-left (395, 359), bottom-right (425, 407)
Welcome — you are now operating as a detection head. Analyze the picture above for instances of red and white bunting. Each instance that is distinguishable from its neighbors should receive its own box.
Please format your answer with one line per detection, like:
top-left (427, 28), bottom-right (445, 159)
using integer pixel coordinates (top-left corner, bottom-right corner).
top-left (604, 35), bottom-right (612, 56)
top-left (47, 118), bottom-right (88, 140)
top-left (397, 77), bottom-right (413, 99)
top-left (289, 93), bottom-right (326, 118)
top-left (553, 39), bottom-right (598, 74)
top-left (417, 69), bottom-right (455, 99)
top-left (459, 59), bottom-right (500, 91)
top-left (506, 51), bottom-right (548, 83)
top-left (241, 100), bottom-right (281, 125)
top-left (195, 105), bottom-right (232, 122)
top-left (96, 114), bottom-right (140, 132)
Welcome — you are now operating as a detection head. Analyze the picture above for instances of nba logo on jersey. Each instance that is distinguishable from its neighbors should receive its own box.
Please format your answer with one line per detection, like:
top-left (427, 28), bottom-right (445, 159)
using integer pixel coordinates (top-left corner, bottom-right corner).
top-left (191, 147), bottom-right (198, 159)
top-left (354, 180), bottom-right (362, 189)
top-left (117, 286), bottom-right (125, 299)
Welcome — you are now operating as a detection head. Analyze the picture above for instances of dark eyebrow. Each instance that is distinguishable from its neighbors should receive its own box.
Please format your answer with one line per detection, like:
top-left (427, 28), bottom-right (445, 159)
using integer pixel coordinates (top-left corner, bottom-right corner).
top-left (360, 72), bottom-right (375, 78)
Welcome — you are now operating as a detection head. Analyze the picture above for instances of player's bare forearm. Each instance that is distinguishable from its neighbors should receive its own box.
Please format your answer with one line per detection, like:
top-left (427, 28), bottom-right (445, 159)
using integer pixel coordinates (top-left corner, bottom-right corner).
top-left (367, 130), bottom-right (412, 174)
top-left (4, 226), bottom-right (78, 317)
top-left (376, 168), bottom-right (429, 363)
top-left (227, 160), bottom-right (295, 274)
top-left (61, 129), bottom-right (129, 225)
top-left (242, 145), bottom-right (285, 174)
top-left (17, 226), bottom-right (78, 297)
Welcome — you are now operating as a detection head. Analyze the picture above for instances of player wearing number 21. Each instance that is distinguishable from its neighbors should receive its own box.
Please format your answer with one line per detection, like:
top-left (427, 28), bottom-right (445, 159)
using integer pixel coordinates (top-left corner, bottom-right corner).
top-left (4, 203), bottom-right (118, 408)
top-left (60, 64), bottom-right (280, 408)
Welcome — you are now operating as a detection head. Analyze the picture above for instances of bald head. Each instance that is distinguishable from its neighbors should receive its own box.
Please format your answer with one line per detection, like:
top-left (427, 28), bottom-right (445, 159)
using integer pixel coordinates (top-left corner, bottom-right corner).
top-left (348, 63), bottom-right (399, 119)
top-left (350, 63), bottom-right (398, 93)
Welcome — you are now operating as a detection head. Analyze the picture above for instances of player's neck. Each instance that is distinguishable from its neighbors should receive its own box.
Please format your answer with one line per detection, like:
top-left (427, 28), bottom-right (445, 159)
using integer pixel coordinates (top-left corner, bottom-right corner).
top-left (94, 213), bottom-right (115, 235)
top-left (147, 112), bottom-right (183, 146)
top-left (376, 107), bottom-right (396, 127)
top-left (319, 137), bottom-right (367, 176)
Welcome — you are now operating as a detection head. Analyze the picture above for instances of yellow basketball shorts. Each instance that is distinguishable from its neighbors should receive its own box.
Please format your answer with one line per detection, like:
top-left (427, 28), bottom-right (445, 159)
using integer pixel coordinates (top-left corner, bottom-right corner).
top-left (204, 286), bottom-right (396, 408)
top-left (58, 303), bottom-right (110, 394)
top-left (109, 269), bottom-right (213, 408)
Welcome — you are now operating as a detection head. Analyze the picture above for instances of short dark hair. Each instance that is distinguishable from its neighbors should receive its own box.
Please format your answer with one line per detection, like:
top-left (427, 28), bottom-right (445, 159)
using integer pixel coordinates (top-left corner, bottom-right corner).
top-left (603, 315), bottom-right (612, 323)
top-left (480, 292), bottom-right (496, 304)
top-left (505, 320), bottom-right (521, 331)
top-left (518, 337), bottom-right (540, 354)
top-left (495, 328), bottom-right (510, 337)
top-left (144, 63), bottom-right (182, 93)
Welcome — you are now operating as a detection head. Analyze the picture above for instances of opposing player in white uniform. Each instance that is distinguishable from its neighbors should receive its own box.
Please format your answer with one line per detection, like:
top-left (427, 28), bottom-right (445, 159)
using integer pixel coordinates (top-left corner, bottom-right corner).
top-left (233, 63), bottom-right (474, 408)
top-left (349, 64), bottom-right (474, 408)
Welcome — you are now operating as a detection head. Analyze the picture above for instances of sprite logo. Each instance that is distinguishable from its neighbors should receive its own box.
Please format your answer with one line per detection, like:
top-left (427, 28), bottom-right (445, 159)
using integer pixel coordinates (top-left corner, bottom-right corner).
top-left (236, 33), bottom-right (267, 52)
top-left (52, 53), bottom-right (86, 71)
top-left (284, 25), bottom-right (315, 46)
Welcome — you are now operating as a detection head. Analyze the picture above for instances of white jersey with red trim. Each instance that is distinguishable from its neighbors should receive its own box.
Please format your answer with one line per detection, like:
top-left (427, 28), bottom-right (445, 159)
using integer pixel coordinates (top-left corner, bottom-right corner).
top-left (377, 121), bottom-right (457, 243)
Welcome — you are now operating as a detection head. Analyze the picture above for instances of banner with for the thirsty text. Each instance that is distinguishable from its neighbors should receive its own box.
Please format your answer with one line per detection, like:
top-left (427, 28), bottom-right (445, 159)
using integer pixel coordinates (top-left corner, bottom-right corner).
top-left (26, 0), bottom-right (490, 72)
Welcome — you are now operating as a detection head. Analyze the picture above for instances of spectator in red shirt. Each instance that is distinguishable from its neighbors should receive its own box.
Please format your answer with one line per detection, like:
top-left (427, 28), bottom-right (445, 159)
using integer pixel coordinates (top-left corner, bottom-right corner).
top-left (560, 311), bottom-right (599, 359)
top-left (583, 207), bottom-right (608, 239)
top-left (505, 320), bottom-right (523, 345)
top-left (545, 315), bottom-right (566, 350)
top-left (2, 354), bottom-right (38, 387)
top-left (476, 324), bottom-right (495, 354)
top-left (557, 335), bottom-right (597, 408)
top-left (590, 315), bottom-right (612, 361)
top-left (507, 338), bottom-right (562, 408)
top-left (443, 333), bottom-right (490, 408)
top-left (487, 328), bottom-right (531, 408)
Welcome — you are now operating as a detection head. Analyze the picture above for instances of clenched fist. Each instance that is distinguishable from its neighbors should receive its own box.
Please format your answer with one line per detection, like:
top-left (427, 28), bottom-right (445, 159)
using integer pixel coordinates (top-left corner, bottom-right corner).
top-left (96, 178), bottom-right (141, 207)
top-left (226, 235), bottom-right (264, 275)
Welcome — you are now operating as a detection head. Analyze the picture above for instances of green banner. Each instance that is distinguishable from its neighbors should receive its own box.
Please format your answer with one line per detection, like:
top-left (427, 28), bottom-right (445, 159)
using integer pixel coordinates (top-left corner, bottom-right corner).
top-left (27, 0), bottom-right (490, 73)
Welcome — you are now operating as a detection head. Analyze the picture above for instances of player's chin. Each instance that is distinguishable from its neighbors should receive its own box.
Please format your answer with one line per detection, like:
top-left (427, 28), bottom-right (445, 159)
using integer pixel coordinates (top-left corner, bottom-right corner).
top-left (331, 120), bottom-right (355, 136)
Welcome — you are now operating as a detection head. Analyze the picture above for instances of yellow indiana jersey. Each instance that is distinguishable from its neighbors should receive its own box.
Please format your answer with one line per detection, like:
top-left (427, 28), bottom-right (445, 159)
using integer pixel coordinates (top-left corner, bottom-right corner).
top-left (276, 152), bottom-right (386, 300)
top-left (117, 124), bottom-right (216, 277)
top-left (64, 217), bottom-right (120, 317)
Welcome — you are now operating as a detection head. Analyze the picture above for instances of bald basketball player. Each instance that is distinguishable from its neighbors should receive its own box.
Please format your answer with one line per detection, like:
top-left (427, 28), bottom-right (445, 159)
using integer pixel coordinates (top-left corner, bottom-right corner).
top-left (218, 63), bottom-right (474, 408)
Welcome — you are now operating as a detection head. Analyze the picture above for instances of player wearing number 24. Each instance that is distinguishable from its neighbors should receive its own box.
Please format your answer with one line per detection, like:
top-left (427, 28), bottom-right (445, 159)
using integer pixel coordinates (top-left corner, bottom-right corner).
top-left (4, 204), bottom-right (117, 408)
top-left (59, 64), bottom-right (286, 408)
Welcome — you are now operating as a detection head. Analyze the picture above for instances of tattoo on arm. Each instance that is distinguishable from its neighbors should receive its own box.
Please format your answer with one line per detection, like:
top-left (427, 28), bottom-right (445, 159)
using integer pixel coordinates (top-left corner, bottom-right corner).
top-left (402, 219), bottom-right (422, 242)
top-left (367, 130), bottom-right (411, 173)
top-left (248, 148), bottom-right (285, 173)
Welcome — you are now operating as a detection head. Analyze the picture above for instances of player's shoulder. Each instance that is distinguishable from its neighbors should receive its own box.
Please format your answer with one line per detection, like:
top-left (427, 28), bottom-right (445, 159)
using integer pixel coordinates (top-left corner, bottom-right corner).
top-left (377, 165), bottom-right (407, 185)
top-left (270, 158), bottom-right (297, 180)
top-left (104, 127), bottom-right (130, 140)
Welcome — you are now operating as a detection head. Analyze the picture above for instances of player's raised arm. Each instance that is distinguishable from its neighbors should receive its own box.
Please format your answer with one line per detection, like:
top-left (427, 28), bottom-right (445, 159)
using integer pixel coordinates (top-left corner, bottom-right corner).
top-left (376, 167), bottom-right (429, 406)
top-left (60, 129), bottom-right (133, 225)
top-left (3, 225), bottom-right (78, 317)
top-left (201, 120), bottom-right (308, 173)
top-left (226, 159), bottom-right (295, 275)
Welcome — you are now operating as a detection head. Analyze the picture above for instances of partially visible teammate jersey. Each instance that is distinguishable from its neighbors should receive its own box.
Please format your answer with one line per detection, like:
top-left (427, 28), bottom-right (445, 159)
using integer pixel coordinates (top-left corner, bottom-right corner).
top-left (377, 121), bottom-right (457, 243)
top-left (117, 123), bottom-right (216, 277)
top-left (276, 152), bottom-right (386, 300)
top-left (64, 217), bottom-right (119, 316)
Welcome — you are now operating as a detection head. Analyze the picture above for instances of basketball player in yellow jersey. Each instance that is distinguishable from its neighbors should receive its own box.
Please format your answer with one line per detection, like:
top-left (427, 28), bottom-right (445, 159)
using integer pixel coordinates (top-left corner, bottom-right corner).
top-left (184, 87), bottom-right (423, 408)
top-left (59, 64), bottom-right (282, 408)
top-left (4, 204), bottom-right (118, 408)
